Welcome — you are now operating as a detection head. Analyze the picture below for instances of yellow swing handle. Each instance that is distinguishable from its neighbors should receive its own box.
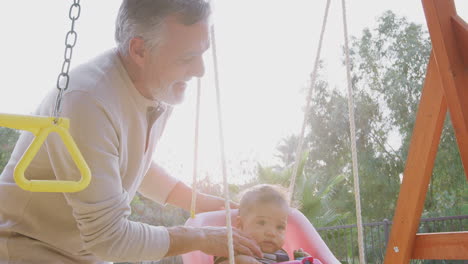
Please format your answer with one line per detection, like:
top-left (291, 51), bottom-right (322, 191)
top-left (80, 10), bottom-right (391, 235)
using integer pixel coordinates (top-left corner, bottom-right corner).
top-left (0, 113), bottom-right (91, 192)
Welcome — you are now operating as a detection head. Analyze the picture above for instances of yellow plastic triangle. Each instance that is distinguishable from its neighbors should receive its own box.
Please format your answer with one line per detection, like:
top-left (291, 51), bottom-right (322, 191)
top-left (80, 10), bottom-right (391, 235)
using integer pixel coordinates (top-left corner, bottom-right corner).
top-left (0, 113), bottom-right (91, 192)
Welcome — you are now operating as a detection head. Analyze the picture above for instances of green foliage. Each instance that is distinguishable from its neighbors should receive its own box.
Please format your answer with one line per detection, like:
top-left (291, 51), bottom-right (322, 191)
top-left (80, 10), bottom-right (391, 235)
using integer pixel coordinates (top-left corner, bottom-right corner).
top-left (257, 150), bottom-right (307, 188)
top-left (350, 10), bottom-right (431, 152)
top-left (255, 135), bottom-right (349, 227)
top-left (258, 10), bottom-right (465, 229)
top-left (0, 127), bottom-right (20, 173)
top-left (424, 116), bottom-right (467, 217)
top-left (300, 172), bottom-right (350, 227)
top-left (350, 10), bottom-right (465, 219)
top-left (304, 69), bottom-right (402, 222)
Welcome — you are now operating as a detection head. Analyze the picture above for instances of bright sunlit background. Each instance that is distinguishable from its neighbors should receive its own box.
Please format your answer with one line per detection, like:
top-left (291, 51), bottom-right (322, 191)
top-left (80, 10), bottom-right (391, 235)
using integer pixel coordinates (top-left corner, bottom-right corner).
top-left (0, 1), bottom-right (467, 185)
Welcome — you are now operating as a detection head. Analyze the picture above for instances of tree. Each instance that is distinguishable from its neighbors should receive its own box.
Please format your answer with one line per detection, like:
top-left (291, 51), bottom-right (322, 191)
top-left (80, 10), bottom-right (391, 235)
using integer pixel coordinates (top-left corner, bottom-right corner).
top-left (304, 70), bottom-right (401, 223)
top-left (349, 11), bottom-right (431, 152)
top-left (349, 10), bottom-right (465, 217)
top-left (266, 11), bottom-right (463, 224)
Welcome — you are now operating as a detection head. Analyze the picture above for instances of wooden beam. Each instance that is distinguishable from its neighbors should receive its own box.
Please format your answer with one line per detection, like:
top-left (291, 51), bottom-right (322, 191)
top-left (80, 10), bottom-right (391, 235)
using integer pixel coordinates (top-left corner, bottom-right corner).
top-left (383, 55), bottom-right (447, 264)
top-left (412, 232), bottom-right (468, 259)
top-left (451, 15), bottom-right (468, 67)
top-left (384, 1), bottom-right (467, 262)
top-left (423, 0), bottom-right (468, 180)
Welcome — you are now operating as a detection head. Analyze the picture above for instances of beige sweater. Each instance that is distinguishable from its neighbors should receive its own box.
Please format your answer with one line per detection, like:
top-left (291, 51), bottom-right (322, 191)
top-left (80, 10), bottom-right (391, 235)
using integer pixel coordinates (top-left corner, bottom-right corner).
top-left (0, 50), bottom-right (179, 263)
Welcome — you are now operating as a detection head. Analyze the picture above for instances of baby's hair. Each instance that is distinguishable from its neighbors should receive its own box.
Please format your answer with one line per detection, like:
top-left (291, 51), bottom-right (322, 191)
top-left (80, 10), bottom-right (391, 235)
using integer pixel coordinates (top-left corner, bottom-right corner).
top-left (238, 184), bottom-right (290, 217)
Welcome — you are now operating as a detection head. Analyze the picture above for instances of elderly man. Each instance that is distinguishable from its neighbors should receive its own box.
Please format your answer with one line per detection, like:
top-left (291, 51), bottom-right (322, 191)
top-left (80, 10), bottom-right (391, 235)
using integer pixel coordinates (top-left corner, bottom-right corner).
top-left (0, 0), bottom-right (261, 263)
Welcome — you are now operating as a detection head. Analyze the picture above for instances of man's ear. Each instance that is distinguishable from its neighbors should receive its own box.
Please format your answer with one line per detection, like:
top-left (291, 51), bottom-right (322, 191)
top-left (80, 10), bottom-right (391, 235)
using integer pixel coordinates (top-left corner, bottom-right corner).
top-left (128, 37), bottom-right (146, 68)
top-left (236, 215), bottom-right (243, 229)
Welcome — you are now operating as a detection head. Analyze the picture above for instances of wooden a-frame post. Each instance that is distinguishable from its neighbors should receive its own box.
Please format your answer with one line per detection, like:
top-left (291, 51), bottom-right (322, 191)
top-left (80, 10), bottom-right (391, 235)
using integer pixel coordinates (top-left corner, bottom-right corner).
top-left (383, 0), bottom-right (468, 263)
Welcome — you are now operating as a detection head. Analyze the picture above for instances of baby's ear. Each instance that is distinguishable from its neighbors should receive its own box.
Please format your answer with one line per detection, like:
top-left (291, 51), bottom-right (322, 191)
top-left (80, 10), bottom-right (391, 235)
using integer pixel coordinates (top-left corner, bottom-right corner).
top-left (236, 215), bottom-right (243, 229)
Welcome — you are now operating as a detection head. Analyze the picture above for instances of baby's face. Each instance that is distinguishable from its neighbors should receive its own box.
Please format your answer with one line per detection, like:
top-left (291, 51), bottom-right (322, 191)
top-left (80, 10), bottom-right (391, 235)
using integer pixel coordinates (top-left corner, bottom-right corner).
top-left (238, 202), bottom-right (289, 253)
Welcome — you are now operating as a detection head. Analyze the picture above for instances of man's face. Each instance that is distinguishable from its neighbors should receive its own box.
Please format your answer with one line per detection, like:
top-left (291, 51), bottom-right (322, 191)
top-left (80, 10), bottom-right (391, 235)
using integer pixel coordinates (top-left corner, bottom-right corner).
top-left (142, 16), bottom-right (210, 105)
top-left (237, 202), bottom-right (289, 254)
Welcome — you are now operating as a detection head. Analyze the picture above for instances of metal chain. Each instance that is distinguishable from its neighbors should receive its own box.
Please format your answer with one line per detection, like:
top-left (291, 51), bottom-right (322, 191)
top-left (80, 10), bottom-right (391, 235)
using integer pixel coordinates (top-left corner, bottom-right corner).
top-left (53, 0), bottom-right (81, 123)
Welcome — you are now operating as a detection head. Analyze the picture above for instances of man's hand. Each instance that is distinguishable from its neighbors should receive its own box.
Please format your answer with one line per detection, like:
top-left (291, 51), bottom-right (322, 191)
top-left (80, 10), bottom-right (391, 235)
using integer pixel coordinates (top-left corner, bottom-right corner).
top-left (199, 226), bottom-right (262, 258)
top-left (165, 226), bottom-right (262, 259)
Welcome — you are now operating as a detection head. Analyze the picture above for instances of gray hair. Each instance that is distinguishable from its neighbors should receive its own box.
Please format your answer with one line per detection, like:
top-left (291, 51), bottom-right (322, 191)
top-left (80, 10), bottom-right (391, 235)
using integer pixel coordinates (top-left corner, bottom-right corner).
top-left (115, 0), bottom-right (211, 55)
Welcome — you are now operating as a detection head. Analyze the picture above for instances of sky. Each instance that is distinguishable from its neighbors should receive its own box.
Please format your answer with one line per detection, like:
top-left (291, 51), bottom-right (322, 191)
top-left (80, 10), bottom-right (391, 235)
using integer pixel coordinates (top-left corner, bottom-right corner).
top-left (0, 1), bottom-right (467, 185)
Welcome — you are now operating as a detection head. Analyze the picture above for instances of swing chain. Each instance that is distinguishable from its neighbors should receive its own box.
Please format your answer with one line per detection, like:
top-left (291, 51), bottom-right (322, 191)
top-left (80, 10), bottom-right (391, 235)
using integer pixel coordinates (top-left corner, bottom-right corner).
top-left (53, 0), bottom-right (81, 123)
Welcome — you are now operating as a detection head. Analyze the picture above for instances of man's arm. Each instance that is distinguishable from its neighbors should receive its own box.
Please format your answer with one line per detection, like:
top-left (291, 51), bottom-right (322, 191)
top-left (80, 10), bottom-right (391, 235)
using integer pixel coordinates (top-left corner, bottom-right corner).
top-left (138, 161), bottom-right (180, 205)
top-left (139, 161), bottom-right (237, 213)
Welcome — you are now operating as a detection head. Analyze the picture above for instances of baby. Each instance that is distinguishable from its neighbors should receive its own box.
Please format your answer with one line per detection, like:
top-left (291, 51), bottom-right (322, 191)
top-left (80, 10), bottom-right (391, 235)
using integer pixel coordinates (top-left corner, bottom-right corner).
top-left (214, 184), bottom-right (310, 264)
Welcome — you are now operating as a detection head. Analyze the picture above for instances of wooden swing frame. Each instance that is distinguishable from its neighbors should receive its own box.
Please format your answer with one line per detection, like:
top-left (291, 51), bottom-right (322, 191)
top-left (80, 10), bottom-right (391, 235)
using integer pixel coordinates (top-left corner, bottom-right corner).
top-left (383, 0), bottom-right (468, 262)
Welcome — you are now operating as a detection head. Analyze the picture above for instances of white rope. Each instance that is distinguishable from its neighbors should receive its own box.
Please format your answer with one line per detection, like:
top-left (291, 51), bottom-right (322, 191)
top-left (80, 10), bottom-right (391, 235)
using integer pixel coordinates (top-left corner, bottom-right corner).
top-left (341, 0), bottom-right (366, 263)
top-left (288, 0), bottom-right (332, 204)
top-left (190, 78), bottom-right (202, 218)
top-left (211, 24), bottom-right (235, 264)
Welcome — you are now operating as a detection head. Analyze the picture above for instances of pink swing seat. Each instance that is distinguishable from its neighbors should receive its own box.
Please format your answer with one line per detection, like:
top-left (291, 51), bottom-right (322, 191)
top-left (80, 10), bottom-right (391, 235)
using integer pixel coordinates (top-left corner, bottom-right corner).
top-left (181, 208), bottom-right (340, 264)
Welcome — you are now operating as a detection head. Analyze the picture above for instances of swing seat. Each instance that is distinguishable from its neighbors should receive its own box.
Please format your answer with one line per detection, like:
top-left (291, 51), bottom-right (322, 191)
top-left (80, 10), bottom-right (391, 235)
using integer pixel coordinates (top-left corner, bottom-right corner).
top-left (182, 208), bottom-right (339, 264)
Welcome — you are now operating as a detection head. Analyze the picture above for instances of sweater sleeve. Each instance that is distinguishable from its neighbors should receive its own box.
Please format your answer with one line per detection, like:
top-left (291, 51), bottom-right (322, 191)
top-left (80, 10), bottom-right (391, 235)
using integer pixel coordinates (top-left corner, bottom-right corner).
top-left (44, 91), bottom-right (170, 262)
top-left (139, 161), bottom-right (180, 205)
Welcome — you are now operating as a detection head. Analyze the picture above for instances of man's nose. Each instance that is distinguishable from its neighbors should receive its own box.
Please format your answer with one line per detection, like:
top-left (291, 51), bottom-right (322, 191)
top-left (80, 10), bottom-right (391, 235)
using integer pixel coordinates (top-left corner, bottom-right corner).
top-left (189, 56), bottom-right (205, 78)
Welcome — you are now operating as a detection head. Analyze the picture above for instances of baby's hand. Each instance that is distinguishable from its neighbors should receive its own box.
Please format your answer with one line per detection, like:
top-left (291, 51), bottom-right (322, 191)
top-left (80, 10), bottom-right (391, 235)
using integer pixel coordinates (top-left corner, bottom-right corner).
top-left (235, 255), bottom-right (262, 264)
